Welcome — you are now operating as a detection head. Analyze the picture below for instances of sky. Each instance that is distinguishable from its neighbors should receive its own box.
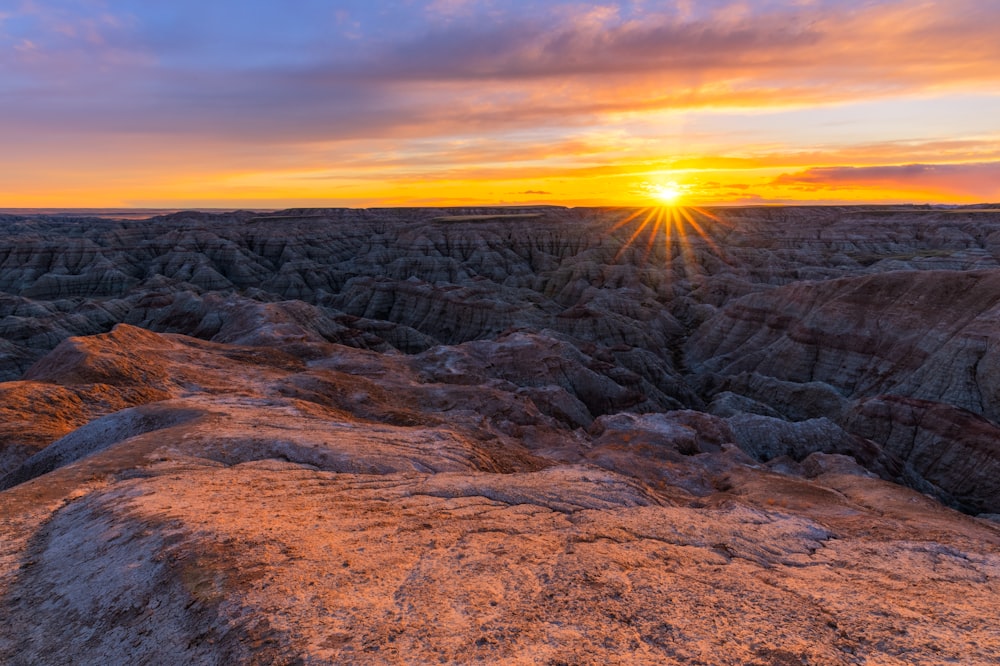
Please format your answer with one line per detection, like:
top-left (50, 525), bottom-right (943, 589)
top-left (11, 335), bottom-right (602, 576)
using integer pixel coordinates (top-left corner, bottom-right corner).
top-left (1, 0), bottom-right (999, 208)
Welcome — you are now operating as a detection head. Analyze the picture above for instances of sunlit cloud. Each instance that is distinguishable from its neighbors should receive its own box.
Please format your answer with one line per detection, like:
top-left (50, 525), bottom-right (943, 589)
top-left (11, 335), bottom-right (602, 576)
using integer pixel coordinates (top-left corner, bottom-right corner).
top-left (772, 162), bottom-right (1000, 201)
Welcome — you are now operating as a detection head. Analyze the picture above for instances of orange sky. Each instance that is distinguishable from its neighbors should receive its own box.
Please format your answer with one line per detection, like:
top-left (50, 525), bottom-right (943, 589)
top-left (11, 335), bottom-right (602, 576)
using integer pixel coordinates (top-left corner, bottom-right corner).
top-left (1, 1), bottom-right (999, 208)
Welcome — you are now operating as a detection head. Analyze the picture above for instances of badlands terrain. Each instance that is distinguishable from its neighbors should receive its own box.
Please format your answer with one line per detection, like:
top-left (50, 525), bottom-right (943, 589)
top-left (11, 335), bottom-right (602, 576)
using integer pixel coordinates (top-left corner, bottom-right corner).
top-left (1, 205), bottom-right (1000, 664)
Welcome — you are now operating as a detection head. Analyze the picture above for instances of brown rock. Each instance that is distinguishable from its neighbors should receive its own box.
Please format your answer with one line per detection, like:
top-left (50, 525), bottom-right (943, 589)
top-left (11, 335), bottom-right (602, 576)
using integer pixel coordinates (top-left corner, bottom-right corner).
top-left (846, 395), bottom-right (1000, 514)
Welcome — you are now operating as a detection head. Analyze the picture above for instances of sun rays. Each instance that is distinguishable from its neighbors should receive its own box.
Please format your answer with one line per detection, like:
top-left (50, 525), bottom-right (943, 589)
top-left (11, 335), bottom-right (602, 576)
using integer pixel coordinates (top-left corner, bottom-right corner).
top-left (609, 204), bottom-right (730, 276)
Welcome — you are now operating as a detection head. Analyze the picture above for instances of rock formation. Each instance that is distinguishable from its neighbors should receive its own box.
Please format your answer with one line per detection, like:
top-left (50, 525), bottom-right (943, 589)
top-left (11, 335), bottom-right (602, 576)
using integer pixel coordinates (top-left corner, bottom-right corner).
top-left (2, 206), bottom-right (1000, 664)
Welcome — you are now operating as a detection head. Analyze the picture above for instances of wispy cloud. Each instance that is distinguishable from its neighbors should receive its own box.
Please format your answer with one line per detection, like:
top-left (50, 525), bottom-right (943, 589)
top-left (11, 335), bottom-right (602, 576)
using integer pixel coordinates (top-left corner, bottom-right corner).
top-left (772, 162), bottom-right (1000, 200)
top-left (4, 0), bottom-right (1000, 141)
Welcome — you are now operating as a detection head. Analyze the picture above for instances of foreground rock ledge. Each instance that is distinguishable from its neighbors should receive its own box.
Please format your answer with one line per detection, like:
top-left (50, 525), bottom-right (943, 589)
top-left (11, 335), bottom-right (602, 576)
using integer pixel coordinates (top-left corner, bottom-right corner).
top-left (1, 323), bottom-right (999, 665)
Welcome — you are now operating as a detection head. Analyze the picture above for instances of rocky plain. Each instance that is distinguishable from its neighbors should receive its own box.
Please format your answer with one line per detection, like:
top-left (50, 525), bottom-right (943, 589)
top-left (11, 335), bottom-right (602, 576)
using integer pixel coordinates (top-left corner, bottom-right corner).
top-left (1, 205), bottom-right (1000, 664)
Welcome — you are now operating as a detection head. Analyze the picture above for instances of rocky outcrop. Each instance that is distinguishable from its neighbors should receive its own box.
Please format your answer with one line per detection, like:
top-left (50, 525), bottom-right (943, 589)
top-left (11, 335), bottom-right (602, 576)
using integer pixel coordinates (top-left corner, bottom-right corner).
top-left (688, 269), bottom-right (1000, 420)
top-left (3, 323), bottom-right (1000, 665)
top-left (411, 331), bottom-right (697, 418)
top-left (687, 260), bottom-right (1000, 513)
top-left (725, 413), bottom-right (882, 469)
top-left (845, 395), bottom-right (1000, 514)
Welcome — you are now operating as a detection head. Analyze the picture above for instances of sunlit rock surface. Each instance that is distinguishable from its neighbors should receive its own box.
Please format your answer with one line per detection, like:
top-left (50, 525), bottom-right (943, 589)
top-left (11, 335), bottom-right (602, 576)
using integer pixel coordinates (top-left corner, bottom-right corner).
top-left (2, 206), bottom-right (1000, 664)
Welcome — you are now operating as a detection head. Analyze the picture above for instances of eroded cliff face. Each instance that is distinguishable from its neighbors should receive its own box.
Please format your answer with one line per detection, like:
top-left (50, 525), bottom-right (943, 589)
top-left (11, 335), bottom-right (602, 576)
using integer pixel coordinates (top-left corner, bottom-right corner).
top-left (2, 206), bottom-right (1000, 664)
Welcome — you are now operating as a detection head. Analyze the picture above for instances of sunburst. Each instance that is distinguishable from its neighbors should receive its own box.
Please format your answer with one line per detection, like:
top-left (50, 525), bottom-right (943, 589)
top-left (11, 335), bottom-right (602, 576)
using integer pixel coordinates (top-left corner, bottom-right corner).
top-left (609, 204), bottom-right (730, 275)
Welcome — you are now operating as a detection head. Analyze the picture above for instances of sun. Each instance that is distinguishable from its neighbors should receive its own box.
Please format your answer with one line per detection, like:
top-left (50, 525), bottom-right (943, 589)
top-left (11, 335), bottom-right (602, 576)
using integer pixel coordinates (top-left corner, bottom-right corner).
top-left (649, 182), bottom-right (684, 205)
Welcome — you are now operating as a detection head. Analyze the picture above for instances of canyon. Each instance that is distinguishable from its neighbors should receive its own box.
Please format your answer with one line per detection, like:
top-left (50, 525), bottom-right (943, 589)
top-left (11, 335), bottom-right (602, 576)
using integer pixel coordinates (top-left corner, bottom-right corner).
top-left (1, 205), bottom-right (999, 664)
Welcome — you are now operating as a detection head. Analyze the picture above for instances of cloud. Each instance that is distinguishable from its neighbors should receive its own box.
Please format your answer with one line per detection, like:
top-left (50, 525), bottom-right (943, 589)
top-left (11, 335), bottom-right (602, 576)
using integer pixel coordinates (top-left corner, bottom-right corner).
top-left (367, 11), bottom-right (817, 82)
top-left (772, 162), bottom-right (1000, 199)
top-left (425, 0), bottom-right (478, 21)
top-left (345, 0), bottom-right (1000, 101)
top-left (3, 0), bottom-right (1000, 144)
